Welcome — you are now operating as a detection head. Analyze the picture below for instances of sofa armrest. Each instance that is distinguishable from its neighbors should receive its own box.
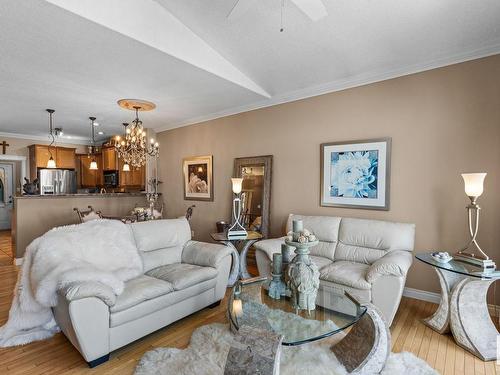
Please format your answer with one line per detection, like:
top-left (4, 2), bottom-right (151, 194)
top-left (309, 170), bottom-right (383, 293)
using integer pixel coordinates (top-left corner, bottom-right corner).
top-left (60, 281), bottom-right (117, 307)
top-left (182, 240), bottom-right (232, 268)
top-left (253, 237), bottom-right (287, 260)
top-left (366, 250), bottom-right (413, 283)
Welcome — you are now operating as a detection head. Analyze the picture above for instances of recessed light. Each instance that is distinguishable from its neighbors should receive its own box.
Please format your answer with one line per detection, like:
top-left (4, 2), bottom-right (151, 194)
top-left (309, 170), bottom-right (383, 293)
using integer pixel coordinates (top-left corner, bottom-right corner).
top-left (98, 131), bottom-right (104, 135)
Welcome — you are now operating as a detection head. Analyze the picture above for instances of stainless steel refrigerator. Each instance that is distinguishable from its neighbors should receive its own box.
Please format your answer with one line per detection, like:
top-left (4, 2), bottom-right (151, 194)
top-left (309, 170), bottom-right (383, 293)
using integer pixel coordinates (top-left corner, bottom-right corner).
top-left (38, 169), bottom-right (77, 195)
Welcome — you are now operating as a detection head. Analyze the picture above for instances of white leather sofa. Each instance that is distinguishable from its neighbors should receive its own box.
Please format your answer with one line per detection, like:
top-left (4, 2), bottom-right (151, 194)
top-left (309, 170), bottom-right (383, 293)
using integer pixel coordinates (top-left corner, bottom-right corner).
top-left (255, 214), bottom-right (415, 326)
top-left (52, 218), bottom-right (231, 367)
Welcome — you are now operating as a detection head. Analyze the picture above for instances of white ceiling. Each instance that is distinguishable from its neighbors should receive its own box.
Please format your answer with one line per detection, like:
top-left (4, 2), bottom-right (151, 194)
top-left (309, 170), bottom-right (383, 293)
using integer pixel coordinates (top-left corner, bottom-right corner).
top-left (1, 0), bottom-right (500, 142)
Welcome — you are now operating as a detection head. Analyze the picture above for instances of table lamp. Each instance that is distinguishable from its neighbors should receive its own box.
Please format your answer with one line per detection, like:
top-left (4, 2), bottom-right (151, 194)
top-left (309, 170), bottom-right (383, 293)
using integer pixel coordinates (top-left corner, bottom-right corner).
top-left (455, 173), bottom-right (496, 270)
top-left (227, 177), bottom-right (248, 239)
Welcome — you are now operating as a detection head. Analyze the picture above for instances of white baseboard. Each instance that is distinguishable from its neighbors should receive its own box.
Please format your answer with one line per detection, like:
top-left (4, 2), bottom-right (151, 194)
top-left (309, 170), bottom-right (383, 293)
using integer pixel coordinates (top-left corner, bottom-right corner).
top-left (14, 257), bottom-right (23, 266)
top-left (403, 286), bottom-right (500, 318)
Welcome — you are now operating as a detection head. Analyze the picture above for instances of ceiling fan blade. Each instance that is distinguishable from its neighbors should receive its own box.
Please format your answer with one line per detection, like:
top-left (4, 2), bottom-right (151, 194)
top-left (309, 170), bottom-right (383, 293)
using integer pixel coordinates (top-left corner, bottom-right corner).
top-left (227, 0), bottom-right (258, 19)
top-left (290, 0), bottom-right (328, 21)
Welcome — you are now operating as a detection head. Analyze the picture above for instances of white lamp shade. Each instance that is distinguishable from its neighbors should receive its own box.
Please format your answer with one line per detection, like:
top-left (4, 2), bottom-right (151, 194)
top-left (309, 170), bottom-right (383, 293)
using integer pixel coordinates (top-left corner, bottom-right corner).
top-left (123, 163), bottom-right (130, 172)
top-left (46, 157), bottom-right (56, 169)
top-left (231, 178), bottom-right (243, 194)
top-left (89, 160), bottom-right (98, 170)
top-left (462, 173), bottom-right (486, 197)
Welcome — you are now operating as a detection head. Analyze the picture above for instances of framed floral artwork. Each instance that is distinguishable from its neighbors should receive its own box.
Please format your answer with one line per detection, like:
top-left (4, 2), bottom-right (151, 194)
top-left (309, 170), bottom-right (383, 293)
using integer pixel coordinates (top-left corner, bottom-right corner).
top-left (320, 138), bottom-right (391, 210)
top-left (183, 155), bottom-right (213, 201)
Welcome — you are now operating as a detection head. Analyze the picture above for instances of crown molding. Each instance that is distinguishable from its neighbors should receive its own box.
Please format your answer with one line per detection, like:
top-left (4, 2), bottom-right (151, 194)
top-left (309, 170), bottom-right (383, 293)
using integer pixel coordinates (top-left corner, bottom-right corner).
top-left (0, 131), bottom-right (96, 145)
top-left (154, 43), bottom-right (500, 133)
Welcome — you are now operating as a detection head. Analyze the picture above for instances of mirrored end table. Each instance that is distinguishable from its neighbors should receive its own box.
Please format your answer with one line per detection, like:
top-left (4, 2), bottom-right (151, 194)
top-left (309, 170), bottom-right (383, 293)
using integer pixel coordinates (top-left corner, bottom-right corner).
top-left (416, 253), bottom-right (500, 361)
top-left (211, 231), bottom-right (263, 286)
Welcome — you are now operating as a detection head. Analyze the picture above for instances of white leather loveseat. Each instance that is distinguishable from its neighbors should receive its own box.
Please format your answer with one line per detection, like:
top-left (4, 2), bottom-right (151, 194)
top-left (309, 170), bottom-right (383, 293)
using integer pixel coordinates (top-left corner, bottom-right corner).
top-left (255, 214), bottom-right (415, 326)
top-left (52, 218), bottom-right (231, 367)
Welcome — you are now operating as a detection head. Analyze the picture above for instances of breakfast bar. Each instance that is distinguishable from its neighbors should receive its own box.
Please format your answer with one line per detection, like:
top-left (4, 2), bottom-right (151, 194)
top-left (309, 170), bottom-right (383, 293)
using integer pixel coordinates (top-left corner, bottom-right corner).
top-left (12, 193), bottom-right (149, 261)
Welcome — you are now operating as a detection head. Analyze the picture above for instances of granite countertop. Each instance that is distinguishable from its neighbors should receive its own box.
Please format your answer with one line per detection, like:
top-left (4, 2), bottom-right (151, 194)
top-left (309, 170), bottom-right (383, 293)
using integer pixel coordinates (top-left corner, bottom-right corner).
top-left (14, 192), bottom-right (151, 199)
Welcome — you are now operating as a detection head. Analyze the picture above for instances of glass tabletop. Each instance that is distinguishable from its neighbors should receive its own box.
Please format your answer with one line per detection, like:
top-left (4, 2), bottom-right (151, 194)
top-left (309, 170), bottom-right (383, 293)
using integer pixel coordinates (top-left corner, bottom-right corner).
top-left (211, 231), bottom-right (263, 242)
top-left (415, 253), bottom-right (500, 280)
top-left (228, 278), bottom-right (367, 346)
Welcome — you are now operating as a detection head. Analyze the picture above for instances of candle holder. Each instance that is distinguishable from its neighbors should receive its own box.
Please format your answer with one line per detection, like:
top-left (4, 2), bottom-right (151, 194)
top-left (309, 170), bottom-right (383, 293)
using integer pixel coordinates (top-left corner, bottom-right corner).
top-left (286, 220), bottom-right (320, 313)
top-left (268, 253), bottom-right (287, 299)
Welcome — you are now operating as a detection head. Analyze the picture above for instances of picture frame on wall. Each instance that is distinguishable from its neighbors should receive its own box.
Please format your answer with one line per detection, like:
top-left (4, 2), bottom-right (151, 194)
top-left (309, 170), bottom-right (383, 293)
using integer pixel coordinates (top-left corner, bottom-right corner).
top-left (320, 138), bottom-right (391, 210)
top-left (183, 155), bottom-right (213, 201)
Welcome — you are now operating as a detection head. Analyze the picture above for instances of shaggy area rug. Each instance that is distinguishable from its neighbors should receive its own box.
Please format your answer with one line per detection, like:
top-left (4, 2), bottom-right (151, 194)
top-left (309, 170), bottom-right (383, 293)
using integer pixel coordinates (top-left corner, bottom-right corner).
top-left (135, 323), bottom-right (437, 375)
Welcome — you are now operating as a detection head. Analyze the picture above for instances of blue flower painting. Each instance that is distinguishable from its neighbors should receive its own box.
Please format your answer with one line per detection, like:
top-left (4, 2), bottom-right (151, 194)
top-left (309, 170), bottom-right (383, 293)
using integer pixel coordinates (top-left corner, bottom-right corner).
top-left (330, 150), bottom-right (378, 199)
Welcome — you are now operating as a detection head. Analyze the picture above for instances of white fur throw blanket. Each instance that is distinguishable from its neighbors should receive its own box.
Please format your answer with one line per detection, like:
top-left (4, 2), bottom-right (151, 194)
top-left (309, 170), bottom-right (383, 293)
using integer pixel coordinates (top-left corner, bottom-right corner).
top-left (0, 219), bottom-right (143, 347)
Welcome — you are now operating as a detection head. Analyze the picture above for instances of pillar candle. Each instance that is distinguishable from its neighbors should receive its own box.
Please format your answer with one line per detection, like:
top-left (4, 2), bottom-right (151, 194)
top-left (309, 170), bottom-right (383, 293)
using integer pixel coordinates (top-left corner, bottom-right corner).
top-left (272, 253), bottom-right (282, 275)
top-left (281, 243), bottom-right (294, 263)
top-left (232, 299), bottom-right (243, 318)
top-left (292, 219), bottom-right (304, 233)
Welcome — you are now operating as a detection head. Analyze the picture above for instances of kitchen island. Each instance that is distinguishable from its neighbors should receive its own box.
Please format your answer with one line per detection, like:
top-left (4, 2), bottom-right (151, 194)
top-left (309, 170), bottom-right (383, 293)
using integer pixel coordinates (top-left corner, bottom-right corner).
top-left (13, 193), bottom-right (153, 261)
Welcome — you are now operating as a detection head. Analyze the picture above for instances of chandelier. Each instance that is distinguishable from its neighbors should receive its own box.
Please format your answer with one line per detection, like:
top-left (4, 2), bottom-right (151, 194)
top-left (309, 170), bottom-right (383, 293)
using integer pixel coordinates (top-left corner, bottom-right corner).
top-left (115, 99), bottom-right (159, 170)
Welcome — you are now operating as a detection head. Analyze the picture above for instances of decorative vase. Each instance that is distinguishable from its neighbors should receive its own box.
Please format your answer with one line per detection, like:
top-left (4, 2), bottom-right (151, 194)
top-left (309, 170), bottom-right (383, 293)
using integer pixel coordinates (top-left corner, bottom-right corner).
top-left (285, 238), bottom-right (320, 313)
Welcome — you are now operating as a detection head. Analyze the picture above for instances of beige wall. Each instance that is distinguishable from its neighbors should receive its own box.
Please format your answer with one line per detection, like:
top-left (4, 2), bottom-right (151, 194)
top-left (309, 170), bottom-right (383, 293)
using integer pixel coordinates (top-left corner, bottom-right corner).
top-left (0, 136), bottom-right (88, 157)
top-left (157, 55), bottom-right (500, 298)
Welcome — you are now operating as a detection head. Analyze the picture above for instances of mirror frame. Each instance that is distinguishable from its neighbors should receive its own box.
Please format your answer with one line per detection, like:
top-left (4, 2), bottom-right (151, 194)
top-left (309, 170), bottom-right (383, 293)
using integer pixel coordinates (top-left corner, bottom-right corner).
top-left (233, 155), bottom-right (273, 239)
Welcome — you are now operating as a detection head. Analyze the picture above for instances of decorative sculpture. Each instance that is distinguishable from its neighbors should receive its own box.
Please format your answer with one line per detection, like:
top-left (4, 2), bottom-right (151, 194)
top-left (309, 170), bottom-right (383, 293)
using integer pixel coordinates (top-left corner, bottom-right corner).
top-left (22, 178), bottom-right (38, 195)
top-left (286, 220), bottom-right (320, 313)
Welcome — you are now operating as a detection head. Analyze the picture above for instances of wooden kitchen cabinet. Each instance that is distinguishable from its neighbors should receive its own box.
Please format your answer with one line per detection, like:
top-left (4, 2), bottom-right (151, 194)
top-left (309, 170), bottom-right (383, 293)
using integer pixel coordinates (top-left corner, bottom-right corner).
top-left (28, 144), bottom-right (76, 180)
top-left (102, 147), bottom-right (118, 171)
top-left (56, 147), bottom-right (77, 169)
top-left (118, 158), bottom-right (145, 189)
top-left (78, 154), bottom-right (103, 188)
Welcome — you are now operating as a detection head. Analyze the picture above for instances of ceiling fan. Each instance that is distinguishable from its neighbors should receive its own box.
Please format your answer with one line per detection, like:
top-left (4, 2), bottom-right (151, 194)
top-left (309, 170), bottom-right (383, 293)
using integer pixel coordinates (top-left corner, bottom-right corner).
top-left (227, 0), bottom-right (328, 22)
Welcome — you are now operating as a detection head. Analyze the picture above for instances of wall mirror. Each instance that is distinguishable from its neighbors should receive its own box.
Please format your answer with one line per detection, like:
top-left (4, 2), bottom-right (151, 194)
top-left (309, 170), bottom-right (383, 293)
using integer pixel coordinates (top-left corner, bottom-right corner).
top-left (233, 155), bottom-right (273, 238)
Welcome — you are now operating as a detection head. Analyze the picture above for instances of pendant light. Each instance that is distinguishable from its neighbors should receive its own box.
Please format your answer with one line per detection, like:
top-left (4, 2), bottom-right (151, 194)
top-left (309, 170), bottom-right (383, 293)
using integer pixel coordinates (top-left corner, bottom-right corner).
top-left (46, 109), bottom-right (57, 168)
top-left (89, 117), bottom-right (98, 170)
top-left (122, 162), bottom-right (130, 172)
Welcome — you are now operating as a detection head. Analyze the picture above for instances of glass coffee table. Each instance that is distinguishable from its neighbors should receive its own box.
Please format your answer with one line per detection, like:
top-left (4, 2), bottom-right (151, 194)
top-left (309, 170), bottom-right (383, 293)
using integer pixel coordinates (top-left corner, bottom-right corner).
top-left (416, 253), bottom-right (500, 361)
top-left (226, 277), bottom-right (390, 374)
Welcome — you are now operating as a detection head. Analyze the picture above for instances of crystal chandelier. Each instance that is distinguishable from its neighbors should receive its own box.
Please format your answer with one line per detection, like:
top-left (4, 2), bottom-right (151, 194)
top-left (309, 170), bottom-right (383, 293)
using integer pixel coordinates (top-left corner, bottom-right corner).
top-left (115, 99), bottom-right (159, 170)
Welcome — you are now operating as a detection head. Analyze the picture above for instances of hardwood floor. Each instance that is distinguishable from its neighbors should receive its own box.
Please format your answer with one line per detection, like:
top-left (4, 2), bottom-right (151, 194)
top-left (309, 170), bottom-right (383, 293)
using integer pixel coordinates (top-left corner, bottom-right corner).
top-left (0, 232), bottom-right (498, 374)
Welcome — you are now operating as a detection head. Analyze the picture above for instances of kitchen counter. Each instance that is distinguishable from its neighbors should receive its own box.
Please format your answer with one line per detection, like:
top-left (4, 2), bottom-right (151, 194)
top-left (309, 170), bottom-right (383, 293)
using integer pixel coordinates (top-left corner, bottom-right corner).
top-left (12, 193), bottom-right (156, 260)
top-left (15, 192), bottom-right (151, 199)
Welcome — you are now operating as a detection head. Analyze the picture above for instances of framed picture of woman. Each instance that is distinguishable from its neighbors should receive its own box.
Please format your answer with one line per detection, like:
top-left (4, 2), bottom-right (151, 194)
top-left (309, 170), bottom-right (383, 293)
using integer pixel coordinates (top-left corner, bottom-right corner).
top-left (183, 155), bottom-right (213, 201)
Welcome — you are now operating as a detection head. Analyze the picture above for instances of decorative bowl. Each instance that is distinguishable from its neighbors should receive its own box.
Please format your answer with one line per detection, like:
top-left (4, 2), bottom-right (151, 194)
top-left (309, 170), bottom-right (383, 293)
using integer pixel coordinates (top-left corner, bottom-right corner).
top-left (431, 252), bottom-right (453, 263)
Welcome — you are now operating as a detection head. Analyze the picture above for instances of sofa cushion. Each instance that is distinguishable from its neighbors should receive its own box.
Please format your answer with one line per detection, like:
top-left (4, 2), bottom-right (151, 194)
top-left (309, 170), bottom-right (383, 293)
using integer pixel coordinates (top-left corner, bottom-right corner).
top-left (319, 279), bottom-right (371, 305)
top-left (286, 215), bottom-right (341, 260)
top-left (129, 219), bottom-right (192, 271)
top-left (110, 275), bottom-right (174, 313)
top-left (109, 278), bottom-right (217, 327)
top-left (146, 263), bottom-right (218, 291)
top-left (320, 261), bottom-right (371, 290)
top-left (310, 256), bottom-right (333, 271)
top-left (335, 218), bottom-right (416, 264)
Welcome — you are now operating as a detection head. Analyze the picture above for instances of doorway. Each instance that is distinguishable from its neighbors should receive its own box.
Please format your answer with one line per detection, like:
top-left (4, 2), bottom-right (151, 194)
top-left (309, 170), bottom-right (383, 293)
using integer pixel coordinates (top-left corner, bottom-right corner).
top-left (0, 163), bottom-right (13, 230)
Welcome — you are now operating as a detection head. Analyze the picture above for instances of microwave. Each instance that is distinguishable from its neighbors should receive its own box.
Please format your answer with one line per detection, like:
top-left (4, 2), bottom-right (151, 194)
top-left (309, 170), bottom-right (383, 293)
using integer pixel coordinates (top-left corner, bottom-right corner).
top-left (103, 170), bottom-right (119, 187)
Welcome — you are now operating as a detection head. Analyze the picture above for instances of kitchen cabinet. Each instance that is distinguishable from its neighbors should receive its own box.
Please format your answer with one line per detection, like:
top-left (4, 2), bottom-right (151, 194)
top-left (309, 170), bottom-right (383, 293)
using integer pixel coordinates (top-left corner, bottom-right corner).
top-left (28, 144), bottom-right (76, 180)
top-left (56, 147), bottom-right (77, 169)
top-left (118, 158), bottom-right (145, 189)
top-left (78, 154), bottom-right (103, 188)
top-left (102, 147), bottom-right (118, 171)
